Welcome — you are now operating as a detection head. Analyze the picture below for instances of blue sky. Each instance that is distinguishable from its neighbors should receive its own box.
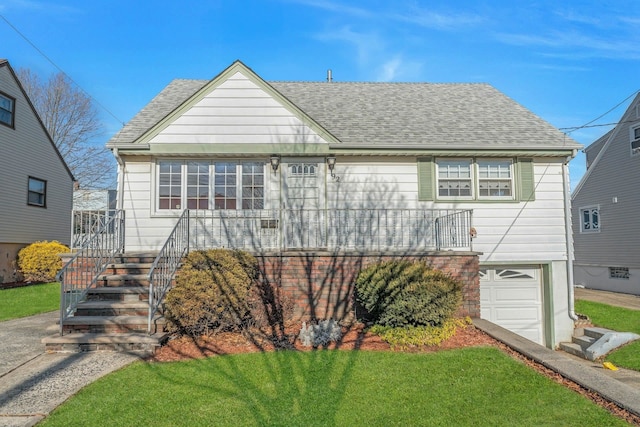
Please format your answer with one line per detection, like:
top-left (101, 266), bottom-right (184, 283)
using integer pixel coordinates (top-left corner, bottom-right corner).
top-left (1, 0), bottom-right (639, 189)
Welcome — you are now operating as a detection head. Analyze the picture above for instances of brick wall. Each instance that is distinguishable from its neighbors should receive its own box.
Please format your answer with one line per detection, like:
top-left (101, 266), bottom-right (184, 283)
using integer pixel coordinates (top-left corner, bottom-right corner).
top-left (256, 251), bottom-right (480, 323)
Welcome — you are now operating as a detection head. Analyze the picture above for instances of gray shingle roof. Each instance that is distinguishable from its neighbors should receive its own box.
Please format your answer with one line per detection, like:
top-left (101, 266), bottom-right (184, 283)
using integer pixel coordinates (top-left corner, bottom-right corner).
top-left (107, 77), bottom-right (581, 150)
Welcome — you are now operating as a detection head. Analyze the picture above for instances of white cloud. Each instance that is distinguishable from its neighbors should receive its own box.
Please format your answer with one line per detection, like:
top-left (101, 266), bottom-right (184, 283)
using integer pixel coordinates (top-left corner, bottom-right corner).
top-left (376, 56), bottom-right (402, 82)
top-left (315, 25), bottom-right (384, 65)
top-left (392, 7), bottom-right (485, 31)
top-left (495, 29), bottom-right (640, 60)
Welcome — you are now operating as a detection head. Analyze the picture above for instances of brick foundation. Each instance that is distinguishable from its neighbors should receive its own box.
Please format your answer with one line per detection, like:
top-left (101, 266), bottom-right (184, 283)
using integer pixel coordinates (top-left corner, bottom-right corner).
top-left (255, 251), bottom-right (480, 323)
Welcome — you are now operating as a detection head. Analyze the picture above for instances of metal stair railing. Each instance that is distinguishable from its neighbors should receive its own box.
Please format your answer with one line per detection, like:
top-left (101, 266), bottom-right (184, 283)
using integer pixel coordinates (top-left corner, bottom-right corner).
top-left (148, 209), bottom-right (189, 334)
top-left (56, 210), bottom-right (125, 335)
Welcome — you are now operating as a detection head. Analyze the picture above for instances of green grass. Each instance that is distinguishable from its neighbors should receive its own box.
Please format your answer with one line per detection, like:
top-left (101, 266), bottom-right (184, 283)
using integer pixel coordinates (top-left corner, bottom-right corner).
top-left (575, 299), bottom-right (640, 371)
top-left (40, 347), bottom-right (625, 427)
top-left (0, 282), bottom-right (59, 321)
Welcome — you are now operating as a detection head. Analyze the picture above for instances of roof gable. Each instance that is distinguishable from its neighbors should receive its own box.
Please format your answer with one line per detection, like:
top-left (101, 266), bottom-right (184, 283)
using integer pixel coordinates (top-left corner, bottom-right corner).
top-left (109, 60), bottom-right (339, 148)
top-left (0, 60), bottom-right (74, 181)
top-left (572, 92), bottom-right (640, 197)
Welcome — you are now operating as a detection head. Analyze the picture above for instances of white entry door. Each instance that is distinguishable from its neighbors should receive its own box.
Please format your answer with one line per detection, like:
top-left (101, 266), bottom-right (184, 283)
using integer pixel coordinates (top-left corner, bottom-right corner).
top-left (480, 266), bottom-right (544, 344)
top-left (283, 161), bottom-right (324, 249)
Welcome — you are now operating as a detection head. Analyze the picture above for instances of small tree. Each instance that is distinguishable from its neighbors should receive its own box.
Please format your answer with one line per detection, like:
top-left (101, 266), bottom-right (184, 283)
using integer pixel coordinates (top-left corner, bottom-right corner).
top-left (17, 68), bottom-right (115, 189)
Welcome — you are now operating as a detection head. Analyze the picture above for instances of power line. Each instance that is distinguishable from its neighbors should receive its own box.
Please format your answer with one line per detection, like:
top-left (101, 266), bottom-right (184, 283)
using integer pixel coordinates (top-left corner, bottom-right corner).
top-left (560, 119), bottom-right (637, 131)
top-left (562, 89), bottom-right (639, 134)
top-left (0, 13), bottom-right (125, 126)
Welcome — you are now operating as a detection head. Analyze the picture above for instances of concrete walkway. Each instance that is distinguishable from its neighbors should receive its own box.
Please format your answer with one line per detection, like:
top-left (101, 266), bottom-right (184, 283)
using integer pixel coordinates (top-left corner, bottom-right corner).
top-left (0, 312), bottom-right (141, 427)
top-left (575, 287), bottom-right (640, 311)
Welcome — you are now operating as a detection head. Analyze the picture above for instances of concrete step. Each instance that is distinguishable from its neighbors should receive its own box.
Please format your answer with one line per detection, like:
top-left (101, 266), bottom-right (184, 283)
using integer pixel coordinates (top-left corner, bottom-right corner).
top-left (559, 342), bottom-right (586, 358)
top-left (113, 253), bottom-right (158, 264)
top-left (104, 263), bottom-right (153, 275)
top-left (87, 286), bottom-right (149, 302)
top-left (75, 301), bottom-right (150, 316)
top-left (584, 327), bottom-right (611, 340)
top-left (560, 326), bottom-right (640, 361)
top-left (62, 315), bottom-right (166, 334)
top-left (97, 274), bottom-right (150, 287)
top-left (572, 334), bottom-right (597, 351)
top-left (43, 332), bottom-right (168, 354)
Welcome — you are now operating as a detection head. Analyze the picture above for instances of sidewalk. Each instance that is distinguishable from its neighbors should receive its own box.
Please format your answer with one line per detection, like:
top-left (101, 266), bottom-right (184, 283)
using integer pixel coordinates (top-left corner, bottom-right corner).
top-left (0, 312), bottom-right (141, 427)
top-left (575, 287), bottom-right (640, 311)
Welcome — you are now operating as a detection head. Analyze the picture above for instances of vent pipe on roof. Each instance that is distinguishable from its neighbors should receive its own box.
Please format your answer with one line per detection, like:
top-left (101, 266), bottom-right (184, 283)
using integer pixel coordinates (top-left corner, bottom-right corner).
top-left (327, 69), bottom-right (332, 82)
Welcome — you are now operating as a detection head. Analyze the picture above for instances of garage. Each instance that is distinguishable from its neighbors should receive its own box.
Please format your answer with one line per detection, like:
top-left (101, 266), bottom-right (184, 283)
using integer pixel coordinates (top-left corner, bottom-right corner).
top-left (480, 266), bottom-right (544, 344)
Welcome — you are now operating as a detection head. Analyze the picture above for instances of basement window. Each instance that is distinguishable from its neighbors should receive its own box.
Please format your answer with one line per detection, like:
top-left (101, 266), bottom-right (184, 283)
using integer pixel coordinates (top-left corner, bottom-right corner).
top-left (609, 267), bottom-right (630, 279)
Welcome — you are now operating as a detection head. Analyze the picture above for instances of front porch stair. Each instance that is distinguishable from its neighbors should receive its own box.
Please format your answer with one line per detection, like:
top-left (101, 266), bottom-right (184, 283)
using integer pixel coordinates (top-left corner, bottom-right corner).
top-left (44, 253), bottom-right (170, 354)
top-left (560, 327), bottom-right (640, 361)
top-left (43, 333), bottom-right (164, 353)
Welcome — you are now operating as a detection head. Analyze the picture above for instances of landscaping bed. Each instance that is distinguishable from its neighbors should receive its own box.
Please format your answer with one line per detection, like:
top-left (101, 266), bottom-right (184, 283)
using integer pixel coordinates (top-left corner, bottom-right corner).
top-left (151, 321), bottom-right (495, 362)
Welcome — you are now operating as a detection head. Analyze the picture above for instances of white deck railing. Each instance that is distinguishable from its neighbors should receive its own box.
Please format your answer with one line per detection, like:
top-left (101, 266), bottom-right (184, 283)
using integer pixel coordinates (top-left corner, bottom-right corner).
top-left (188, 208), bottom-right (473, 252)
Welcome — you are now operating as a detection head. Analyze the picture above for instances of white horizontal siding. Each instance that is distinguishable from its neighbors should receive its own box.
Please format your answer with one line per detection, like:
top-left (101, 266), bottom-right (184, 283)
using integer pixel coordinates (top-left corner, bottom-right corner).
top-left (327, 160), bottom-right (419, 207)
top-left (0, 65), bottom-right (73, 246)
top-left (328, 158), bottom-right (568, 263)
top-left (121, 155), bottom-right (569, 263)
top-left (150, 72), bottom-right (326, 145)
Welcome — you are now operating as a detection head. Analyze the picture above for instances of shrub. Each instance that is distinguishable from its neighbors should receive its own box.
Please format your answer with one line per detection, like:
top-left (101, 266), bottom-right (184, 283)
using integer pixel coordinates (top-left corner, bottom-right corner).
top-left (370, 317), bottom-right (472, 350)
top-left (164, 249), bottom-right (258, 337)
top-left (355, 260), bottom-right (463, 328)
top-left (17, 240), bottom-right (70, 282)
top-left (298, 319), bottom-right (342, 347)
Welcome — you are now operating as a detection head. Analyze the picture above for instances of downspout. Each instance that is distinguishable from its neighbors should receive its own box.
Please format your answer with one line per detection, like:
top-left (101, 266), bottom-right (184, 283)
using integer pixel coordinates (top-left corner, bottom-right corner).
top-left (113, 148), bottom-right (125, 211)
top-left (563, 153), bottom-right (578, 320)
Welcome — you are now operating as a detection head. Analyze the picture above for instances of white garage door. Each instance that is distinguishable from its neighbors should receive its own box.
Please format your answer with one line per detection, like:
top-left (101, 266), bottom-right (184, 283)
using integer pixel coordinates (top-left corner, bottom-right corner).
top-left (480, 266), bottom-right (544, 344)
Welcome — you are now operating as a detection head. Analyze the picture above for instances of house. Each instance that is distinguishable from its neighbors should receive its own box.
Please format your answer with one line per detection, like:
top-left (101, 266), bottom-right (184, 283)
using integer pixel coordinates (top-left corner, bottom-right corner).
top-left (572, 93), bottom-right (640, 296)
top-left (96, 60), bottom-right (583, 348)
top-left (71, 188), bottom-right (117, 248)
top-left (73, 188), bottom-right (117, 211)
top-left (0, 59), bottom-right (74, 284)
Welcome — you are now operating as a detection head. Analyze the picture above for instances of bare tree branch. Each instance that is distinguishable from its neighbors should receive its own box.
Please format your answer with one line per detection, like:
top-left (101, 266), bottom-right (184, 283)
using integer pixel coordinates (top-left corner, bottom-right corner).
top-left (17, 68), bottom-right (115, 189)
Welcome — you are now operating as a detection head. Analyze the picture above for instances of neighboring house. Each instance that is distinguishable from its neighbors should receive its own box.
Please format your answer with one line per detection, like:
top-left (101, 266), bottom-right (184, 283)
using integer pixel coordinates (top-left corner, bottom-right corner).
top-left (105, 60), bottom-right (581, 347)
top-left (73, 188), bottom-right (117, 211)
top-left (0, 59), bottom-right (74, 283)
top-left (572, 93), bottom-right (640, 296)
top-left (71, 189), bottom-right (117, 248)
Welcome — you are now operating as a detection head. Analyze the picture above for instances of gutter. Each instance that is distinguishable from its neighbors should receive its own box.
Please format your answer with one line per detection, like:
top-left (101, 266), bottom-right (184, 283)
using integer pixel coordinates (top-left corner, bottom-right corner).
top-left (563, 152), bottom-right (578, 320)
top-left (113, 148), bottom-right (125, 211)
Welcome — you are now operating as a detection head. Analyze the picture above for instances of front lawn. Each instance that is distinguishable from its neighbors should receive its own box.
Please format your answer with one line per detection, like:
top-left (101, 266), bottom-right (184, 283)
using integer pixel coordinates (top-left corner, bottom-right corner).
top-left (40, 347), bottom-right (625, 426)
top-left (0, 282), bottom-right (59, 321)
top-left (575, 299), bottom-right (640, 371)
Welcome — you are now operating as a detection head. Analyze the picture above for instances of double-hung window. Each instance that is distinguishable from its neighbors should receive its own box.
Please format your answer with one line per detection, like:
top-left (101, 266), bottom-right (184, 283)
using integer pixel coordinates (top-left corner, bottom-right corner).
top-left (0, 92), bottom-right (15, 128)
top-left (158, 161), bottom-right (182, 210)
top-left (580, 206), bottom-right (600, 233)
top-left (477, 160), bottom-right (513, 198)
top-left (27, 177), bottom-right (46, 207)
top-left (158, 160), bottom-right (264, 211)
top-left (437, 159), bottom-right (473, 198)
top-left (631, 125), bottom-right (640, 155)
top-left (435, 158), bottom-right (514, 200)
